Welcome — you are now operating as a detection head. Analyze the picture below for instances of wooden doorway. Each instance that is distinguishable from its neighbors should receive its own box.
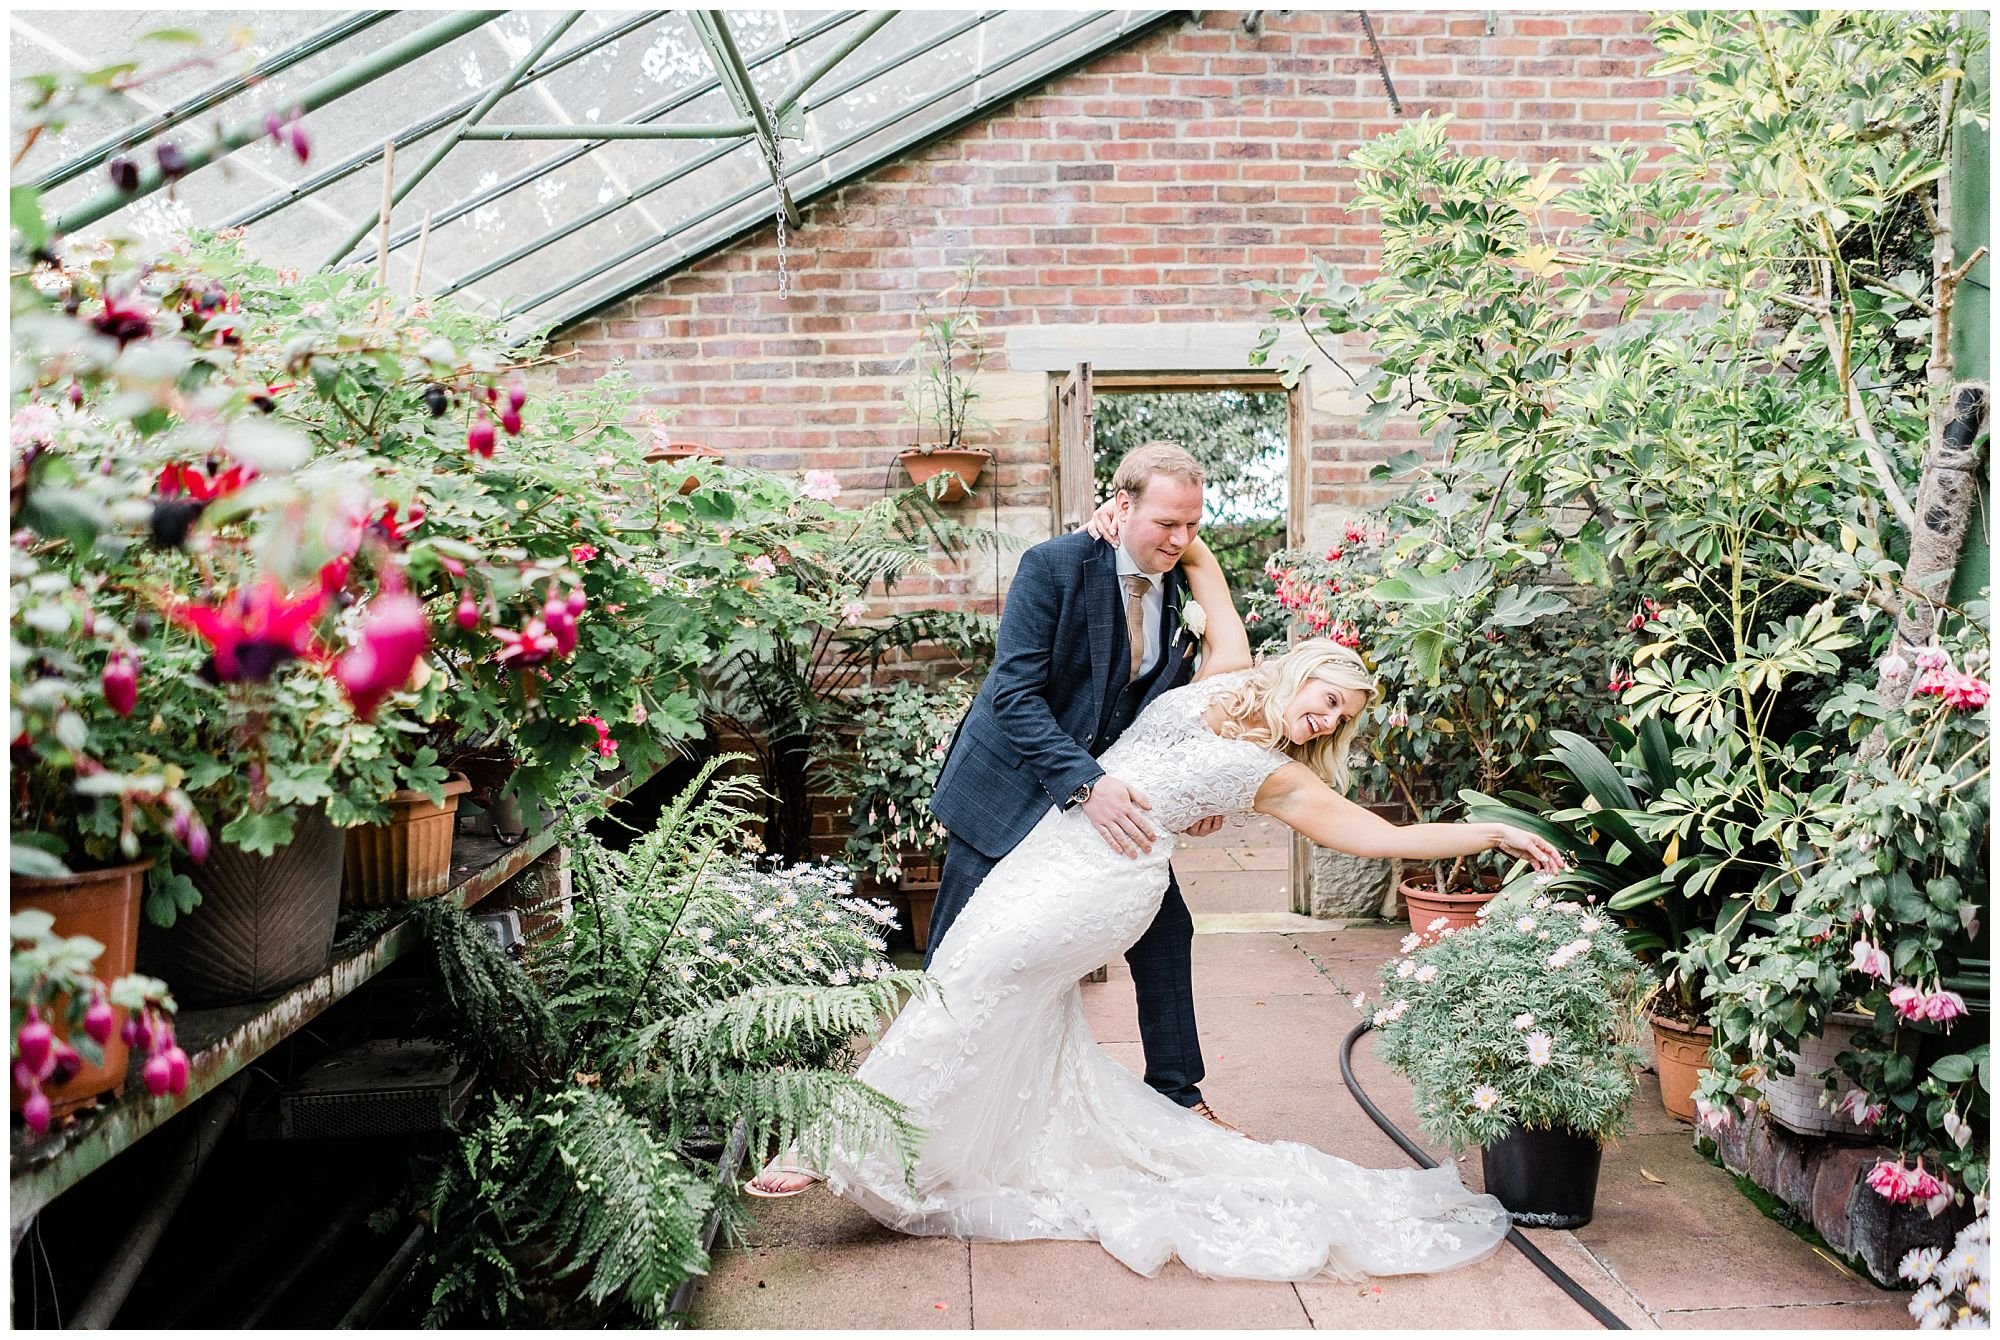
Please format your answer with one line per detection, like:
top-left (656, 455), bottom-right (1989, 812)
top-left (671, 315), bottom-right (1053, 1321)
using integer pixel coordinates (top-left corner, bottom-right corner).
top-left (1050, 366), bottom-right (1314, 914)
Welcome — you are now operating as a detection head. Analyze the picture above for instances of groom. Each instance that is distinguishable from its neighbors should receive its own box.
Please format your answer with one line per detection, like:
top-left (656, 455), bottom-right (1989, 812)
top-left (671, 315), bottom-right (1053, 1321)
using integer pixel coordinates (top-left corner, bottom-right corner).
top-left (927, 441), bottom-right (1233, 1127)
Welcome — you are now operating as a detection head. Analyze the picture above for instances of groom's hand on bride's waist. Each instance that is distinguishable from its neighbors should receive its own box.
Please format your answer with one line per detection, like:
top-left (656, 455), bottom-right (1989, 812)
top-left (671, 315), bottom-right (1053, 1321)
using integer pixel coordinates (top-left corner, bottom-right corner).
top-left (1080, 777), bottom-right (1157, 858)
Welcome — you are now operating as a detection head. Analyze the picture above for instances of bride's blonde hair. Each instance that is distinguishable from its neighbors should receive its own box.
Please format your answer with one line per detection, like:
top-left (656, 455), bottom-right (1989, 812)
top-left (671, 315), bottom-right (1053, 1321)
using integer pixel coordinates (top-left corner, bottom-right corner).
top-left (1209, 638), bottom-right (1379, 792)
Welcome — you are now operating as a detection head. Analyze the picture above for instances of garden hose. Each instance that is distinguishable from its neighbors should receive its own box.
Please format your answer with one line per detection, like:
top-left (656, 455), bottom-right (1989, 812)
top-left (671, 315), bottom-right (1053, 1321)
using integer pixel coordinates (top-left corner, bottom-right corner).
top-left (1339, 1022), bottom-right (1630, 1330)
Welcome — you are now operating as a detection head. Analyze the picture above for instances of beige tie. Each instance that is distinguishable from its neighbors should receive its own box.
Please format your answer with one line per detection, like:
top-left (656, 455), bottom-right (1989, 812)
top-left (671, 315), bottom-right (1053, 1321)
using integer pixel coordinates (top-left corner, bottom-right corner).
top-left (1123, 574), bottom-right (1151, 682)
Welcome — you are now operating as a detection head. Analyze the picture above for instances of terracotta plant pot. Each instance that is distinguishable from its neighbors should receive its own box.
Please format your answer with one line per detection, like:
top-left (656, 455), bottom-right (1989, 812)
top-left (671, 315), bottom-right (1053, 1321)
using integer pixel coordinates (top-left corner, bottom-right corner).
top-left (644, 441), bottom-right (723, 495)
top-left (1400, 871), bottom-right (1499, 933)
top-left (897, 447), bottom-right (991, 502)
top-left (143, 806), bottom-right (345, 1008)
top-left (342, 773), bottom-right (472, 908)
top-left (1481, 1125), bottom-right (1603, 1228)
top-left (1647, 1010), bottom-right (1713, 1124)
top-left (896, 855), bottom-right (941, 953)
top-left (10, 860), bottom-right (148, 1117)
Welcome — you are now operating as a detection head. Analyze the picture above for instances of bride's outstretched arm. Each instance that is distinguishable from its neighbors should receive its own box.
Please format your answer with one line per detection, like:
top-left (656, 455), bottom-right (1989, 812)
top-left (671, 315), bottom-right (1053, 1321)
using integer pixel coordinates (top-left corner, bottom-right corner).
top-left (1179, 537), bottom-right (1252, 679)
top-left (1253, 762), bottom-right (1567, 871)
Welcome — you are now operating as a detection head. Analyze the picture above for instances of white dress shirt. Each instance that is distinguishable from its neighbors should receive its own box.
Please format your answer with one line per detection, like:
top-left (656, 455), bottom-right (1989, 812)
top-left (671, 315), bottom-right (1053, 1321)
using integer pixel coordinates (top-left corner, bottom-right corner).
top-left (1114, 543), bottom-right (1165, 679)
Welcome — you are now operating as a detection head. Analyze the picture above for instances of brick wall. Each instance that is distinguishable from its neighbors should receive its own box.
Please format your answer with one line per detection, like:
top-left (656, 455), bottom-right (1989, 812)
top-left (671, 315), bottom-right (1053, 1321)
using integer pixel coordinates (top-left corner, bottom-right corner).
top-left (549, 10), bottom-right (1682, 615)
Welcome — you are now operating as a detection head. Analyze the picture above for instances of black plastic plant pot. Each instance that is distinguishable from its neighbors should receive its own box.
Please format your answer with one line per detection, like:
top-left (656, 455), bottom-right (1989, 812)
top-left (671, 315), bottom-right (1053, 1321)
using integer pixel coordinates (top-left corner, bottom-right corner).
top-left (1480, 1125), bottom-right (1602, 1229)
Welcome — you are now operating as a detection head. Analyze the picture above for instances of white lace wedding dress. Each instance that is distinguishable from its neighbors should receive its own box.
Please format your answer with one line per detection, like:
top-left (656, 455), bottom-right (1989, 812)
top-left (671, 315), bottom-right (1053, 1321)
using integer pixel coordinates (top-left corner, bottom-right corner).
top-left (815, 671), bottom-right (1512, 1281)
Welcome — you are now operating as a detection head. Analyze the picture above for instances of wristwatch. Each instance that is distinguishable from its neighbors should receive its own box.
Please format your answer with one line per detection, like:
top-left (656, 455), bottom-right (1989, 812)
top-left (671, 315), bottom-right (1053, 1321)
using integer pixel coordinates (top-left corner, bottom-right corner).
top-left (1066, 781), bottom-right (1094, 810)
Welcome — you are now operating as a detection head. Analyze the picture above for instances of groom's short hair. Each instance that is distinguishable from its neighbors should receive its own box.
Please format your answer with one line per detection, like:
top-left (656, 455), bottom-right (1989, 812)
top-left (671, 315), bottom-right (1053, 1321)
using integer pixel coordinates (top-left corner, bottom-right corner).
top-left (1111, 441), bottom-right (1205, 502)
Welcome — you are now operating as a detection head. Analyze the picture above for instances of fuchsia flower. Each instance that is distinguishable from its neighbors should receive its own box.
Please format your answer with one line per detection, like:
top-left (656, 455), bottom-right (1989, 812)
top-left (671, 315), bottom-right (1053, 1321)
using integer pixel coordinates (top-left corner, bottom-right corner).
top-left (1387, 707), bottom-right (1410, 727)
top-left (102, 650), bottom-right (139, 717)
top-left (455, 594), bottom-right (480, 631)
top-left (176, 580), bottom-right (329, 682)
top-left (579, 715), bottom-right (618, 758)
top-left (367, 500), bottom-right (426, 547)
top-left (570, 543), bottom-right (598, 565)
top-left (1835, 1088), bottom-right (1887, 1129)
top-left (335, 592), bottom-right (429, 721)
top-left (467, 410), bottom-right (496, 459)
top-left (159, 459), bottom-right (256, 503)
top-left (1324, 545), bottom-right (1344, 562)
top-left (1867, 1159), bottom-right (1948, 1206)
top-left (801, 470), bottom-right (842, 501)
top-left (492, 619), bottom-right (560, 667)
top-left (91, 292), bottom-right (154, 347)
top-left (840, 599), bottom-right (869, 627)
top-left (1849, 938), bottom-right (1891, 981)
top-left (1606, 665), bottom-right (1635, 693)
top-left (1890, 984), bottom-right (1969, 1029)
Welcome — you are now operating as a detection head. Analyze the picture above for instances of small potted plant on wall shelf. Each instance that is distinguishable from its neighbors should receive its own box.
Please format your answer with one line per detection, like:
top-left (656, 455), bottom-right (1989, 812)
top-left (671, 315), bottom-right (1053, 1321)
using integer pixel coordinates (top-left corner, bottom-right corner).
top-left (898, 258), bottom-right (992, 502)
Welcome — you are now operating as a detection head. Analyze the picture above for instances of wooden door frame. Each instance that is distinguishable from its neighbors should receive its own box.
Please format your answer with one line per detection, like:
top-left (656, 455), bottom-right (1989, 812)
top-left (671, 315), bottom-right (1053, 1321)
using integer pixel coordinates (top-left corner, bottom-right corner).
top-left (1054, 367), bottom-right (1316, 914)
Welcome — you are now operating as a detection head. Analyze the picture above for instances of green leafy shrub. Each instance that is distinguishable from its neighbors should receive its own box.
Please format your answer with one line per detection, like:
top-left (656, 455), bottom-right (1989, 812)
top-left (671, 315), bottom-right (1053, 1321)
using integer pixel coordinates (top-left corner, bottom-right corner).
top-left (822, 678), bottom-right (974, 884)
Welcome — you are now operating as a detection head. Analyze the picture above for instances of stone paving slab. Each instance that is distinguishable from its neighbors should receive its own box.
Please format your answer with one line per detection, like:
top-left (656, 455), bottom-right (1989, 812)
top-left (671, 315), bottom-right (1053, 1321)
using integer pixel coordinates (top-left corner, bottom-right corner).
top-left (1656, 1299), bottom-right (1914, 1328)
top-left (688, 1237), bottom-right (971, 1330)
top-left (1182, 869), bottom-right (1293, 913)
top-left (968, 1239), bottom-right (1312, 1329)
top-left (1575, 1129), bottom-right (1890, 1312)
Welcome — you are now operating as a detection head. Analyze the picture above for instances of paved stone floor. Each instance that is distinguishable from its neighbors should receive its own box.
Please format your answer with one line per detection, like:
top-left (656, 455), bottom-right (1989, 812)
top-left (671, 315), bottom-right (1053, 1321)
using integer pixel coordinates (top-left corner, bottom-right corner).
top-left (691, 818), bottom-right (1913, 1330)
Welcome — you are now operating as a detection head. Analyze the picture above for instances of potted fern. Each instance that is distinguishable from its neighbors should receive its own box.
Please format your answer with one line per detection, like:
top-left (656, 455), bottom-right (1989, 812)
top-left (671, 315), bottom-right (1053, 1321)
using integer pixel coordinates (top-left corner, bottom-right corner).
top-left (1372, 881), bottom-right (1645, 1227)
top-left (898, 258), bottom-right (991, 502)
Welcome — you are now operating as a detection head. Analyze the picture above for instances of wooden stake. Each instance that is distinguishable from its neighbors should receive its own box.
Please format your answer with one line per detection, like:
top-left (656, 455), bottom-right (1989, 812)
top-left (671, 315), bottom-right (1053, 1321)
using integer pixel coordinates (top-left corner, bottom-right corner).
top-left (375, 139), bottom-right (396, 291)
top-left (409, 209), bottom-right (433, 297)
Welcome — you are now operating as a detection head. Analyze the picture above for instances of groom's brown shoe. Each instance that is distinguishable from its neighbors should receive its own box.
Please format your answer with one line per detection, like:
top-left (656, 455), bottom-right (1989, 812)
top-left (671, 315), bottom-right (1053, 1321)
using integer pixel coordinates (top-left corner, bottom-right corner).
top-left (1192, 1101), bottom-right (1240, 1134)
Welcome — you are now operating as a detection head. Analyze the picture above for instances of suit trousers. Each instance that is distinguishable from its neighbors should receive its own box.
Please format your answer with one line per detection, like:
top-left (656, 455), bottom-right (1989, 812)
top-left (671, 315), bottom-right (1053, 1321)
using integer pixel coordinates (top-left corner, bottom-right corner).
top-left (923, 830), bottom-right (1205, 1109)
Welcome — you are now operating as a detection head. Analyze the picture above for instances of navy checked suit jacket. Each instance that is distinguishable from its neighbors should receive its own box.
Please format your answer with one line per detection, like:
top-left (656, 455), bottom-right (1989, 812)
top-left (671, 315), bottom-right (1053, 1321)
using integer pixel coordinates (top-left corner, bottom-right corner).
top-left (930, 530), bottom-right (1200, 861)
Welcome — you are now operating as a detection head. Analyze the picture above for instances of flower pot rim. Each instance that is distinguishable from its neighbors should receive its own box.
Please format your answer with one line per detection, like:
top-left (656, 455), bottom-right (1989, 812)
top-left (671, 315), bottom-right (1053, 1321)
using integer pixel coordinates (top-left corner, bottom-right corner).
top-left (1645, 1009), bottom-right (1714, 1037)
top-left (644, 441), bottom-right (725, 462)
top-left (1399, 879), bottom-right (1497, 903)
top-left (383, 772), bottom-right (472, 806)
top-left (898, 446), bottom-right (992, 460)
top-left (11, 856), bottom-right (155, 890)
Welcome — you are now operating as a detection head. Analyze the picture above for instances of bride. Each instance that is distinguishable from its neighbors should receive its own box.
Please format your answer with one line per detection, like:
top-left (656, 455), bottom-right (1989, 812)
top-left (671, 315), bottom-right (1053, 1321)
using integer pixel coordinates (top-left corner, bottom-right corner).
top-left (748, 537), bottom-right (1564, 1282)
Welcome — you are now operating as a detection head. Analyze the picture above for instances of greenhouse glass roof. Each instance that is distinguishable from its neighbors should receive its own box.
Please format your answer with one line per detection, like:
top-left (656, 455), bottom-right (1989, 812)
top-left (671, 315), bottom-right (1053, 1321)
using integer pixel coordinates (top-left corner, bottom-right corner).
top-left (11, 9), bottom-right (1173, 337)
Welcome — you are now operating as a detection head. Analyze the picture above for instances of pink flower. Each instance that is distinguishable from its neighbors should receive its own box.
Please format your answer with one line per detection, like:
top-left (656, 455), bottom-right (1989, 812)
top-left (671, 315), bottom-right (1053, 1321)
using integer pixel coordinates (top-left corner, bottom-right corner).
top-left (1914, 644), bottom-right (1953, 672)
top-left (467, 410), bottom-right (496, 459)
top-left (1941, 673), bottom-right (1989, 711)
top-left (1879, 649), bottom-right (1910, 679)
top-left (1836, 1088), bottom-right (1886, 1129)
top-left (175, 580), bottom-right (329, 682)
top-left (1890, 984), bottom-right (1926, 1021)
top-left (1922, 990), bottom-right (1968, 1026)
top-left (1868, 1159), bottom-right (1949, 1206)
top-left (1849, 939), bottom-right (1891, 980)
top-left (746, 554), bottom-right (777, 578)
top-left (801, 470), bottom-right (842, 502)
top-left (579, 715), bottom-right (618, 758)
top-left (335, 592), bottom-right (429, 721)
top-left (103, 651), bottom-right (139, 718)
top-left (840, 599), bottom-right (869, 627)
top-left (570, 544), bottom-right (598, 565)
top-left (1387, 707), bottom-right (1409, 727)
top-left (1693, 1095), bottom-right (1734, 1131)
top-left (492, 619), bottom-right (560, 667)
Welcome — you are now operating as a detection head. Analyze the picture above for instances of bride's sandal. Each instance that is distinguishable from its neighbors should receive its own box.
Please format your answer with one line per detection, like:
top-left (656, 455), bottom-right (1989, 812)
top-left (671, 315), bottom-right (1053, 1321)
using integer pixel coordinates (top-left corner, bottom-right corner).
top-left (743, 1161), bottom-right (824, 1199)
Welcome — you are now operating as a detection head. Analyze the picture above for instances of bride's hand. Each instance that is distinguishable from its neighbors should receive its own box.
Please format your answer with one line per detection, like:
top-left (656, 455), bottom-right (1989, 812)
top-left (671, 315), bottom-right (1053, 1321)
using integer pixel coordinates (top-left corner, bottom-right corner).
top-left (1488, 823), bottom-right (1567, 874)
top-left (1080, 497), bottom-right (1121, 543)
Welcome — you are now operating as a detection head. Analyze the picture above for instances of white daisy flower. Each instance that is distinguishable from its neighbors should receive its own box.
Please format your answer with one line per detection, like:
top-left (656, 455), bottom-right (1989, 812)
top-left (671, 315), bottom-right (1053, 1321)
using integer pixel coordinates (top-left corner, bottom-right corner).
top-left (1397, 958), bottom-right (1418, 978)
top-left (1414, 964), bottom-right (1439, 984)
top-left (1525, 1031), bottom-right (1555, 1066)
top-left (1427, 916), bottom-right (1450, 932)
top-left (1513, 1012), bottom-right (1535, 1030)
top-left (1471, 1084), bottom-right (1501, 1112)
top-left (1516, 916), bottom-right (1538, 933)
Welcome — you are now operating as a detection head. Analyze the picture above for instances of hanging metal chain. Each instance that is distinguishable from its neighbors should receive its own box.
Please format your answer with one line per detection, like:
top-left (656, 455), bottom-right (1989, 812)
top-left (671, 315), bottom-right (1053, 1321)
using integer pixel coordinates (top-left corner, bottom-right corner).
top-left (754, 96), bottom-right (790, 301)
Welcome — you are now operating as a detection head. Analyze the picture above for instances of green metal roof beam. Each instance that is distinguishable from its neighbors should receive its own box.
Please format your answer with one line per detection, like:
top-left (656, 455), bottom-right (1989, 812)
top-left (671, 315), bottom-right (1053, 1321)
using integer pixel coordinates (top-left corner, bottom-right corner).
top-left (508, 9), bottom-right (1134, 323)
top-left (449, 11), bottom-right (995, 308)
top-left (30, 11), bottom-right (396, 192)
top-left (52, 10), bottom-right (504, 237)
top-left (460, 121), bottom-right (755, 141)
top-left (224, 10), bottom-right (668, 231)
top-left (323, 10), bottom-right (585, 269)
top-left (771, 9), bottom-right (900, 117)
top-left (796, 10), bottom-right (997, 116)
top-left (340, 9), bottom-right (863, 273)
top-left (692, 10), bottom-right (801, 228)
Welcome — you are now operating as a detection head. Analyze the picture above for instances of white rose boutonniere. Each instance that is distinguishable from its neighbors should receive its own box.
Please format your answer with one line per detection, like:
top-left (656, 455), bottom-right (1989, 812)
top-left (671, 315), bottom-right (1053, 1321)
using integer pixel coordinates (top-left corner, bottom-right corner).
top-left (1179, 596), bottom-right (1208, 639)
